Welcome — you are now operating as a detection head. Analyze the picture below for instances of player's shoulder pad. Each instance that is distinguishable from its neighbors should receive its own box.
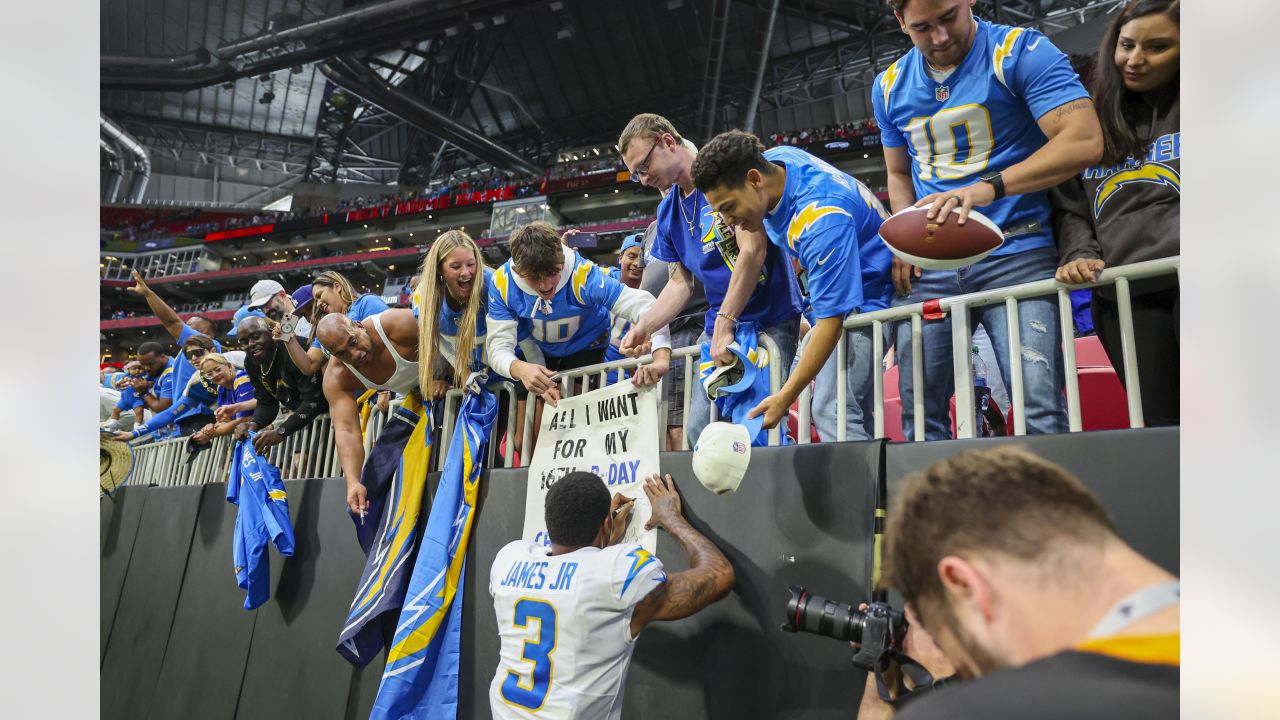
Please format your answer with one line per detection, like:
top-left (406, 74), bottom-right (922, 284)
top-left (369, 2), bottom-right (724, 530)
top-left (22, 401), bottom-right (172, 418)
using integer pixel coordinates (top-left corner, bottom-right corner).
top-left (613, 544), bottom-right (665, 600)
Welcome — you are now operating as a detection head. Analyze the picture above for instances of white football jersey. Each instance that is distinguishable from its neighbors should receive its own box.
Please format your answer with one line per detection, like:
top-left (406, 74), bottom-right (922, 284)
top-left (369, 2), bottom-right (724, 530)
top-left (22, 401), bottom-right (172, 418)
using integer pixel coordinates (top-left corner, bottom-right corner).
top-left (489, 540), bottom-right (667, 720)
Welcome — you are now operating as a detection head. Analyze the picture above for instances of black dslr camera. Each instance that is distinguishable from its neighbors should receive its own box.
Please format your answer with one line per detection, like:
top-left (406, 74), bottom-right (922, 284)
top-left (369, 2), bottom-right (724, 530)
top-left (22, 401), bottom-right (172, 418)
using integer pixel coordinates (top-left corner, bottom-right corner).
top-left (781, 585), bottom-right (907, 672)
top-left (782, 585), bottom-right (943, 706)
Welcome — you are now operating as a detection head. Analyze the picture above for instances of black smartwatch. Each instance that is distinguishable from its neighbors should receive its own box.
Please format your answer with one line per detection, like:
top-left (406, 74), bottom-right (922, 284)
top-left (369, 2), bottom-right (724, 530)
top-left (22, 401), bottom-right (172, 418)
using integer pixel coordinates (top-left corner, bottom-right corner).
top-left (979, 171), bottom-right (1006, 200)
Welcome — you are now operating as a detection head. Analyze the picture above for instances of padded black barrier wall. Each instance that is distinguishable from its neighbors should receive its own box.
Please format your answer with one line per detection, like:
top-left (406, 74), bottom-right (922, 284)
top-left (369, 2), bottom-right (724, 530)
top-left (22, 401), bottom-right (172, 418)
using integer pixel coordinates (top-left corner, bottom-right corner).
top-left (101, 484), bottom-right (149, 662)
top-left (235, 478), bottom-right (373, 720)
top-left (101, 484), bottom-right (203, 720)
top-left (147, 482), bottom-right (258, 720)
top-left (881, 428), bottom-right (1180, 575)
top-left (103, 429), bottom-right (1176, 719)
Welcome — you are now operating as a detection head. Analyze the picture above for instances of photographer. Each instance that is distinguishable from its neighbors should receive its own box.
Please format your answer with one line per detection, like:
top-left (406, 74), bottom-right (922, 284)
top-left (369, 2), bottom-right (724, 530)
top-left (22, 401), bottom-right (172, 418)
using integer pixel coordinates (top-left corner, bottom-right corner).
top-left (882, 446), bottom-right (1178, 719)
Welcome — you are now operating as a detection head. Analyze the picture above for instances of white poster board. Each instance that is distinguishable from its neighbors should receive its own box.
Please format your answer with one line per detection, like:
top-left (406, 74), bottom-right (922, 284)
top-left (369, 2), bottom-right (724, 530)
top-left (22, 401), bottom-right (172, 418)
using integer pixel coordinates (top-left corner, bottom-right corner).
top-left (522, 381), bottom-right (660, 552)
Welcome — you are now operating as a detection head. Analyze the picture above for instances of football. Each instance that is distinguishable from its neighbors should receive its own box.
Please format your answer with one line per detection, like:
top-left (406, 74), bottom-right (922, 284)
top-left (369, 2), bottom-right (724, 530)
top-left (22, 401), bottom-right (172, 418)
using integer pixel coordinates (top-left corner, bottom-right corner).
top-left (879, 205), bottom-right (1004, 270)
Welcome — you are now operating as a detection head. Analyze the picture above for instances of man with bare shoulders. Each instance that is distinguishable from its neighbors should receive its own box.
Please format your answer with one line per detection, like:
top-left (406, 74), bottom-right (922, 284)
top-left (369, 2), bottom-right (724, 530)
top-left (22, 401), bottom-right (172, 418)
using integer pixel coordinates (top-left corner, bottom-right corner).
top-left (317, 309), bottom-right (431, 666)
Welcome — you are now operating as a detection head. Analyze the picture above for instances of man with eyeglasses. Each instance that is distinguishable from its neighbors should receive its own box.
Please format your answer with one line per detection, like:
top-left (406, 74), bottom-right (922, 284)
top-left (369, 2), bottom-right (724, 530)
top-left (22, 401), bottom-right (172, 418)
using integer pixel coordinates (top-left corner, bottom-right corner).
top-left (127, 270), bottom-right (223, 433)
top-left (615, 113), bottom-right (804, 447)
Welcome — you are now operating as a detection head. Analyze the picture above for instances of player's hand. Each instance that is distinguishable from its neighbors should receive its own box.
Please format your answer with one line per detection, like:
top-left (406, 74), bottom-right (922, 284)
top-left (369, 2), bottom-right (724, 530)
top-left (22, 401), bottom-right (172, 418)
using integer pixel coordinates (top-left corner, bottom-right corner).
top-left (233, 423), bottom-right (251, 441)
top-left (127, 270), bottom-right (151, 296)
top-left (619, 324), bottom-right (651, 357)
top-left (191, 430), bottom-right (211, 444)
top-left (892, 256), bottom-right (922, 296)
top-left (710, 316), bottom-right (736, 366)
top-left (608, 493), bottom-right (635, 545)
top-left (515, 362), bottom-right (559, 397)
top-left (253, 427), bottom-right (285, 453)
top-left (347, 482), bottom-right (369, 516)
top-left (112, 431), bottom-right (134, 442)
top-left (631, 356), bottom-right (668, 388)
top-left (643, 474), bottom-right (683, 531)
top-left (1056, 258), bottom-right (1106, 285)
top-left (746, 391), bottom-right (791, 430)
top-left (914, 181), bottom-right (996, 226)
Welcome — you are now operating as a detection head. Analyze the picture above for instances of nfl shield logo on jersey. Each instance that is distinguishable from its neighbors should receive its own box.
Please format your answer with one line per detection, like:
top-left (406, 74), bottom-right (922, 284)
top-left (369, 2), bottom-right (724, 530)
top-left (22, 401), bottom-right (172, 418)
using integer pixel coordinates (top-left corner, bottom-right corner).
top-left (935, 85), bottom-right (950, 102)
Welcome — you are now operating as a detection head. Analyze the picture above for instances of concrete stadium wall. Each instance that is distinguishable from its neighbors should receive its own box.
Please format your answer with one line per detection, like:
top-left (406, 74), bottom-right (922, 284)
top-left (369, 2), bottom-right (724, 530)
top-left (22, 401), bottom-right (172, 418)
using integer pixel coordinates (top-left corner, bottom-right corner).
top-left (101, 428), bottom-right (1177, 719)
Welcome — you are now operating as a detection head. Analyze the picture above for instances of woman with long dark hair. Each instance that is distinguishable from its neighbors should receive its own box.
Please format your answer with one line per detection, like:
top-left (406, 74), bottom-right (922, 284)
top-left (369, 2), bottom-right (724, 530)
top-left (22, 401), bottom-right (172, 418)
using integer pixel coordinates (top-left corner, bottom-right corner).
top-left (1053, 0), bottom-right (1180, 425)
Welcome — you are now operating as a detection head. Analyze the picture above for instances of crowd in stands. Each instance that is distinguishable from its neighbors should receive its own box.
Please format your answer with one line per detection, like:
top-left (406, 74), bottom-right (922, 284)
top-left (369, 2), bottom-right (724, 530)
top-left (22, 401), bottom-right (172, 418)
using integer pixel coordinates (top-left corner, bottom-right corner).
top-left (766, 117), bottom-right (878, 148)
top-left (547, 156), bottom-right (626, 180)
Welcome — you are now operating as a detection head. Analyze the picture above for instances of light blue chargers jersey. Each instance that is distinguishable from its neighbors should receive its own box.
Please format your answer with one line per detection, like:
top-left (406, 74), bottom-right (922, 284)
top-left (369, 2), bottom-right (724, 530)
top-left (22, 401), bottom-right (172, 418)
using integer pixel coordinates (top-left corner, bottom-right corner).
top-left (488, 246), bottom-right (623, 358)
top-left (761, 145), bottom-right (893, 319)
top-left (872, 17), bottom-right (1089, 255)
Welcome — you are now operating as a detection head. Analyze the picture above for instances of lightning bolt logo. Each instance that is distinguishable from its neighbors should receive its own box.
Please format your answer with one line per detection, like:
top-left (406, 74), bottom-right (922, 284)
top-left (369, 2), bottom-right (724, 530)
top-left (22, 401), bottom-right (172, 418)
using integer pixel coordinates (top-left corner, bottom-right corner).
top-left (880, 59), bottom-right (903, 107)
top-left (570, 259), bottom-right (595, 304)
top-left (787, 202), bottom-right (851, 252)
top-left (494, 265), bottom-right (510, 304)
top-left (993, 28), bottom-right (1025, 88)
top-left (1092, 163), bottom-right (1181, 218)
top-left (620, 548), bottom-right (657, 598)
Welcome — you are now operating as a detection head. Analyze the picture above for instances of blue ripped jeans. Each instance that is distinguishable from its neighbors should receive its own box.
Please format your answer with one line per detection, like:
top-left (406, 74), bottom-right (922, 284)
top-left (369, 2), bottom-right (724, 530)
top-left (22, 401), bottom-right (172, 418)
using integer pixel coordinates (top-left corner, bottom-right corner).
top-left (892, 247), bottom-right (1067, 440)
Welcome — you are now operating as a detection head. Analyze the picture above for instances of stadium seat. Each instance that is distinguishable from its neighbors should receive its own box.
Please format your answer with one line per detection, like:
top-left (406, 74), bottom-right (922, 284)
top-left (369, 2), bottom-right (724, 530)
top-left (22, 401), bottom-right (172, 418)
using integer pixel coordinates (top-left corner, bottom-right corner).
top-left (1074, 335), bottom-right (1112, 367)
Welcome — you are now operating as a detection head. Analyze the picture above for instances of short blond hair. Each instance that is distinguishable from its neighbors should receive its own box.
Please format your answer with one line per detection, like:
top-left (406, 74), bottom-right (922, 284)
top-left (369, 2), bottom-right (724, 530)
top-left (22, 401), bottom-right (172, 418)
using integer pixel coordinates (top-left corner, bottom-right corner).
top-left (617, 113), bottom-right (683, 156)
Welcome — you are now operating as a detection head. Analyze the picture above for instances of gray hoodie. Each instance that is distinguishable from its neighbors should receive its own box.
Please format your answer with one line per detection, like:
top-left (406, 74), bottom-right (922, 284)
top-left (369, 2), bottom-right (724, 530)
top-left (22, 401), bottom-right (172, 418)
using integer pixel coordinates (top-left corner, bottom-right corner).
top-left (1051, 91), bottom-right (1179, 296)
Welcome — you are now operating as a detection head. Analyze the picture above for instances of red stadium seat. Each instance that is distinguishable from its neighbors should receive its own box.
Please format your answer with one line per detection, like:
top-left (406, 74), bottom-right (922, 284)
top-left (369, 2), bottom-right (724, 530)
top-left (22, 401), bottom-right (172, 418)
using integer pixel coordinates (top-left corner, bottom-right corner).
top-left (1073, 335), bottom-right (1112, 367)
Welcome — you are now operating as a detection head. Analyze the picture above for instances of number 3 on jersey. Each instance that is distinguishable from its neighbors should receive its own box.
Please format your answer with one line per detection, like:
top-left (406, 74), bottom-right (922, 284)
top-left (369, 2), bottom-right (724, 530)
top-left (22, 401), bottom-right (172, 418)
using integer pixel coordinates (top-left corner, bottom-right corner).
top-left (501, 599), bottom-right (558, 710)
top-left (904, 103), bottom-right (994, 180)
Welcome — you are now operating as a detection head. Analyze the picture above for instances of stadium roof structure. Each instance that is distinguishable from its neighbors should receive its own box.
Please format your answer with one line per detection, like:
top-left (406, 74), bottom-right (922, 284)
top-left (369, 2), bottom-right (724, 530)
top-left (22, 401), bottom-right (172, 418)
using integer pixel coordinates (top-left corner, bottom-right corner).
top-left (100, 0), bottom-right (1122, 203)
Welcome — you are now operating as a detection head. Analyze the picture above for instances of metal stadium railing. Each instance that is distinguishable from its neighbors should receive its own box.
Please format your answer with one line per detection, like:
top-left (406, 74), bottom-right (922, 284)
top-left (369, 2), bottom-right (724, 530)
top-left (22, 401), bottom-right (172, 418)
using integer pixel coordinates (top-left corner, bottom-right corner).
top-left (123, 258), bottom-right (1177, 485)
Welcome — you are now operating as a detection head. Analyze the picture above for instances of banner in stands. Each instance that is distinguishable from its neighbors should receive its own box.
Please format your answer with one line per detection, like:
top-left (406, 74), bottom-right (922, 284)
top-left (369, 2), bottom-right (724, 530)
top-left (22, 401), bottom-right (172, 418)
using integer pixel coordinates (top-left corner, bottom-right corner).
top-left (795, 132), bottom-right (882, 159)
top-left (522, 382), bottom-right (660, 552)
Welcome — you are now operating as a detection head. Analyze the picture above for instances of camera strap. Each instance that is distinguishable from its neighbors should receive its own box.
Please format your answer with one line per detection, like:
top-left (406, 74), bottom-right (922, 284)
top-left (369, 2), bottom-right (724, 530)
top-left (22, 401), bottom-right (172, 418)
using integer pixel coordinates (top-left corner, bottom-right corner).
top-left (1087, 580), bottom-right (1180, 639)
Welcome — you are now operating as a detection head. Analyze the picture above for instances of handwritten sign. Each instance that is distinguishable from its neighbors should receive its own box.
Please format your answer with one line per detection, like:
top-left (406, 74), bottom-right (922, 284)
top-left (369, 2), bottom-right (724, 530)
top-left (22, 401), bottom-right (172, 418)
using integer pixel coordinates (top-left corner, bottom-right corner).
top-left (522, 381), bottom-right (660, 552)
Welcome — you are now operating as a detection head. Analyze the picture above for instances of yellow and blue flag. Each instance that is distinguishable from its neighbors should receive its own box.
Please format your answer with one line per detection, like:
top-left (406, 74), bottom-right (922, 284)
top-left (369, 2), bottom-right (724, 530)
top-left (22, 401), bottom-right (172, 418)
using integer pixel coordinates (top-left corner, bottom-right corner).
top-left (371, 382), bottom-right (498, 719)
top-left (337, 392), bottom-right (434, 667)
top-left (228, 435), bottom-right (295, 610)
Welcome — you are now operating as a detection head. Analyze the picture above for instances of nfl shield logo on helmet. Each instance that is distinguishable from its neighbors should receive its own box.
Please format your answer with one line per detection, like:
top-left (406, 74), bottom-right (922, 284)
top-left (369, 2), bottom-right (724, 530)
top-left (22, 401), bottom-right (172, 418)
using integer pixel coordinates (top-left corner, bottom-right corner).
top-left (732, 441), bottom-right (746, 454)
top-left (935, 86), bottom-right (950, 101)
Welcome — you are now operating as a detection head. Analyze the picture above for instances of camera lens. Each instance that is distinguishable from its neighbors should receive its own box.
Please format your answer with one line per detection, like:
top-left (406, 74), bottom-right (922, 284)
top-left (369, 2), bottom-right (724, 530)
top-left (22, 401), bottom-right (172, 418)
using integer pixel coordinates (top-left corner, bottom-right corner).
top-left (782, 585), bottom-right (865, 643)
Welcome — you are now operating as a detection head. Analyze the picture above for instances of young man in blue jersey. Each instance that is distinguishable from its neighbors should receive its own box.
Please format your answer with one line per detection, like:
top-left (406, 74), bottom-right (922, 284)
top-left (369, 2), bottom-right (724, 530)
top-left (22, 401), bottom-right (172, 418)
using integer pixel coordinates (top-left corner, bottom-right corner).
top-left (691, 131), bottom-right (894, 440)
top-left (873, 0), bottom-right (1104, 439)
top-left (127, 270), bottom-right (221, 434)
top-left (615, 113), bottom-right (805, 446)
top-left (602, 233), bottom-right (646, 379)
top-left (486, 222), bottom-right (672, 406)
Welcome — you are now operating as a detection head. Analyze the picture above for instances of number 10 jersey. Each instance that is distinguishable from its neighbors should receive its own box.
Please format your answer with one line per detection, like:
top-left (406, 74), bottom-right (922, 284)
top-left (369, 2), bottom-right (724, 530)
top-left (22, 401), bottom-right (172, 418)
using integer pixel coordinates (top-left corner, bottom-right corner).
top-left (871, 16), bottom-right (1089, 257)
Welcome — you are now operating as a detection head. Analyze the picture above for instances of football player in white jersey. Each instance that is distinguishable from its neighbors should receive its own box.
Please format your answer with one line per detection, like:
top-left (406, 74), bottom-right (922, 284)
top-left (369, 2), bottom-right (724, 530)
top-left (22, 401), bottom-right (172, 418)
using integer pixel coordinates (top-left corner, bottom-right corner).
top-left (489, 472), bottom-right (734, 719)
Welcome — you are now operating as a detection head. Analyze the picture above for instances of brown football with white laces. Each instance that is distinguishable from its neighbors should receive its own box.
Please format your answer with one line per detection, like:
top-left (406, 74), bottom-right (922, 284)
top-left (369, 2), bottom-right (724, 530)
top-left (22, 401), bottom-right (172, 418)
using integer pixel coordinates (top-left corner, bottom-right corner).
top-left (879, 205), bottom-right (1004, 270)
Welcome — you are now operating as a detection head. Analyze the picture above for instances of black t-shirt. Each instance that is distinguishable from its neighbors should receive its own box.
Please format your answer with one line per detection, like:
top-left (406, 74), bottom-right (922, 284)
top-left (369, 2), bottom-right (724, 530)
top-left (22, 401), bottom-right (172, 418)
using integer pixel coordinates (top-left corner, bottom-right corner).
top-left (897, 651), bottom-right (1178, 720)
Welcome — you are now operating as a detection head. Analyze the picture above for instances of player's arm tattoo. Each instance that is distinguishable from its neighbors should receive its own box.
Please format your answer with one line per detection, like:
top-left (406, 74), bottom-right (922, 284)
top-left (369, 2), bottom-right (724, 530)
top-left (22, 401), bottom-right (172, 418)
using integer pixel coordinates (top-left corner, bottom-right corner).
top-left (634, 517), bottom-right (734, 628)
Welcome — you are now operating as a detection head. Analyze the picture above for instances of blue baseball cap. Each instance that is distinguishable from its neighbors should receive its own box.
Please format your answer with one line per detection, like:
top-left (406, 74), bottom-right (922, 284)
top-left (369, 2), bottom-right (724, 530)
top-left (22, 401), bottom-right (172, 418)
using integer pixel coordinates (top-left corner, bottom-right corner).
top-left (291, 284), bottom-right (314, 313)
top-left (227, 305), bottom-right (267, 337)
top-left (620, 233), bottom-right (644, 253)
